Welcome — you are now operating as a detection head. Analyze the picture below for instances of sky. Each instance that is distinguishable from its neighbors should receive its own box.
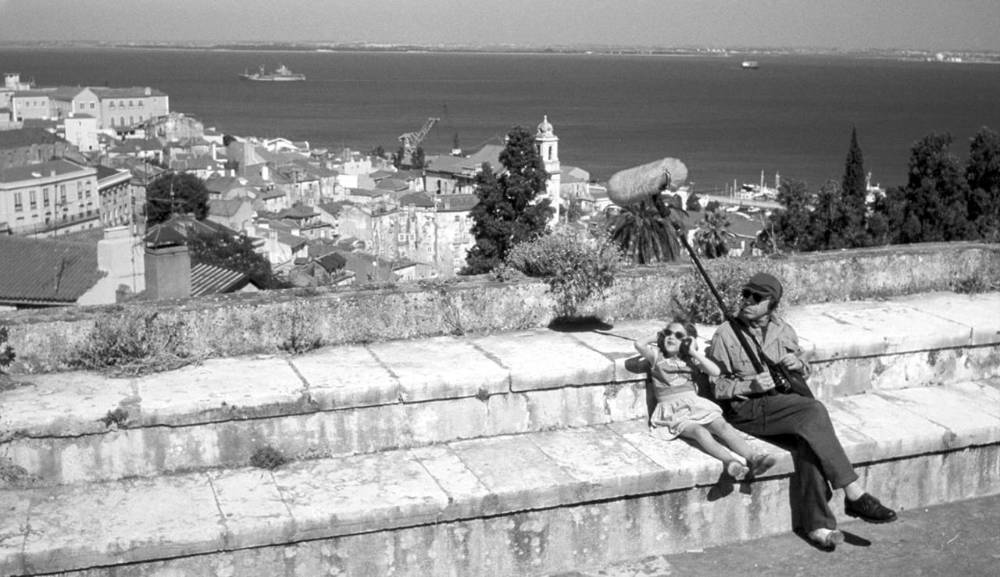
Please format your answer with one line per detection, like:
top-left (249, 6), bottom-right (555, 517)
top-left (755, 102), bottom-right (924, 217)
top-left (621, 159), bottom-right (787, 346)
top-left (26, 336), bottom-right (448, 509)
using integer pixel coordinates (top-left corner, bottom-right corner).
top-left (1, 0), bottom-right (999, 52)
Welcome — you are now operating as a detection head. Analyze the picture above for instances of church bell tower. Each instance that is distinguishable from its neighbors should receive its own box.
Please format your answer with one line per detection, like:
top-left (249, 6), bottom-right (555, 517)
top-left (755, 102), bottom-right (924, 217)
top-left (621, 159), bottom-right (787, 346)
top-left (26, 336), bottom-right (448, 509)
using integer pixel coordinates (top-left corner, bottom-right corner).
top-left (535, 115), bottom-right (562, 224)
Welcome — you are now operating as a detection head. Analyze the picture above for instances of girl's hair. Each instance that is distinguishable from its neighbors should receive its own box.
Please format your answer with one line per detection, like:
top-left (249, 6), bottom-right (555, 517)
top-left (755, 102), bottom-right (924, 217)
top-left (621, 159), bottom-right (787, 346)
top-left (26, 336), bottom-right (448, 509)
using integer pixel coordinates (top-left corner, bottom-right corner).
top-left (656, 317), bottom-right (698, 356)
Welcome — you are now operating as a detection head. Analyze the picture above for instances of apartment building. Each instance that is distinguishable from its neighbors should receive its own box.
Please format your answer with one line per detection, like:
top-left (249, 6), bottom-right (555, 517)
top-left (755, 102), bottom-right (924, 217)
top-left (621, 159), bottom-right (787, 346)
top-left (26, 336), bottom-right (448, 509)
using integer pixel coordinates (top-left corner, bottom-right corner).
top-left (0, 159), bottom-right (99, 236)
top-left (10, 85), bottom-right (168, 131)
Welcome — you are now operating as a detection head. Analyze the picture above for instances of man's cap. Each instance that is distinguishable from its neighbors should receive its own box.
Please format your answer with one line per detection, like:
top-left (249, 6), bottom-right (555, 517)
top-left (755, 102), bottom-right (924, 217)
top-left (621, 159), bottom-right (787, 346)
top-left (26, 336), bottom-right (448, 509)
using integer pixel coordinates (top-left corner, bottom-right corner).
top-left (743, 272), bottom-right (783, 302)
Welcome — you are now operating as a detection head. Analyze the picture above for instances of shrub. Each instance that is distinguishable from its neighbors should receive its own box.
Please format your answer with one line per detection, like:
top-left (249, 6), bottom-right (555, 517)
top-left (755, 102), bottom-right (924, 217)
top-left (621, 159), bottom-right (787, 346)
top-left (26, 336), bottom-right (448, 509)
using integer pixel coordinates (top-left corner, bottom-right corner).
top-left (949, 273), bottom-right (999, 294)
top-left (675, 259), bottom-right (779, 325)
top-left (250, 446), bottom-right (288, 470)
top-left (0, 326), bottom-right (14, 374)
top-left (500, 228), bottom-right (624, 319)
top-left (69, 309), bottom-right (193, 376)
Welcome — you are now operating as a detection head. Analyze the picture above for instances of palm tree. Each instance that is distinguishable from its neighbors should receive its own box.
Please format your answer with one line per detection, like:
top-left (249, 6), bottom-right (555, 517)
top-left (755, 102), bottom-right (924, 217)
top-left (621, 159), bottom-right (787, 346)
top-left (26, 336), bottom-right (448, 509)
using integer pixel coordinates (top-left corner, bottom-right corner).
top-left (607, 197), bottom-right (681, 264)
top-left (693, 207), bottom-right (735, 258)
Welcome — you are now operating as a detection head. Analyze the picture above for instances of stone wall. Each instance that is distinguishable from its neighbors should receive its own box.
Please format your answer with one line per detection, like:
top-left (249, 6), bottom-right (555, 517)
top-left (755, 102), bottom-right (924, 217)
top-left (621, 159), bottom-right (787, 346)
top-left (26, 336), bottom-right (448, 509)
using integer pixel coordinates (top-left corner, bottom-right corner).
top-left (1, 242), bottom-right (997, 374)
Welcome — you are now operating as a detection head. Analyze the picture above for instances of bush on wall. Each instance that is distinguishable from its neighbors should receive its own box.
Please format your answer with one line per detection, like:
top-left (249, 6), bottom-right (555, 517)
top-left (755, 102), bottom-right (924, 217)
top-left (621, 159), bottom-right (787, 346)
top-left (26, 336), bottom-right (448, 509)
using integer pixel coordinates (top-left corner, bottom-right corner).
top-left (498, 228), bottom-right (625, 319)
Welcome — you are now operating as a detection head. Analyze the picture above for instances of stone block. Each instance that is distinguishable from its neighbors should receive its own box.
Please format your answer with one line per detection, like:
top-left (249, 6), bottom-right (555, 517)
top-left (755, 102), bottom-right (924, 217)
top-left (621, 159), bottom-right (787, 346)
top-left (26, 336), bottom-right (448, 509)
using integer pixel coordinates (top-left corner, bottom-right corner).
top-left (0, 489), bottom-right (28, 577)
top-left (0, 371), bottom-right (135, 437)
top-left (879, 386), bottom-right (1000, 448)
top-left (367, 336), bottom-right (509, 402)
top-left (472, 330), bottom-right (615, 392)
top-left (529, 426), bottom-right (664, 502)
top-left (447, 435), bottom-right (578, 513)
top-left (828, 393), bottom-right (953, 460)
top-left (290, 344), bottom-right (399, 409)
top-left (209, 467), bottom-right (295, 549)
top-left (894, 291), bottom-right (1000, 346)
top-left (21, 474), bottom-right (225, 575)
top-left (134, 356), bottom-right (307, 425)
top-left (409, 445), bottom-right (491, 519)
top-left (272, 452), bottom-right (449, 542)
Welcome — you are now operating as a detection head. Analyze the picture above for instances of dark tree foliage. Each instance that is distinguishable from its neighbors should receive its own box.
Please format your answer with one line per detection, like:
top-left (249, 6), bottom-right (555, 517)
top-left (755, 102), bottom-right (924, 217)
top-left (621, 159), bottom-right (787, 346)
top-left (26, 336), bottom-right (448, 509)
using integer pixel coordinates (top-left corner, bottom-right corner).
top-left (145, 172), bottom-right (209, 225)
top-left (369, 145), bottom-right (386, 159)
top-left (768, 178), bottom-right (814, 252)
top-left (889, 133), bottom-right (970, 243)
top-left (965, 126), bottom-right (1000, 241)
top-left (411, 146), bottom-right (426, 170)
top-left (607, 198), bottom-right (680, 264)
top-left (840, 127), bottom-right (870, 247)
top-left (693, 207), bottom-right (734, 259)
top-left (187, 230), bottom-right (286, 290)
top-left (810, 179), bottom-right (846, 250)
top-left (463, 126), bottom-right (552, 274)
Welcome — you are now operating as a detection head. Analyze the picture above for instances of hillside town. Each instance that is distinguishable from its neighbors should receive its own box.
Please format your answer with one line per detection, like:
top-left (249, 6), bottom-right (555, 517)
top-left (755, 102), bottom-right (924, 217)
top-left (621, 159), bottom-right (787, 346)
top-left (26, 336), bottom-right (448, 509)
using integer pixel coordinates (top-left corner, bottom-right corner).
top-left (0, 72), bottom-right (613, 308)
top-left (0, 71), bottom-right (789, 310)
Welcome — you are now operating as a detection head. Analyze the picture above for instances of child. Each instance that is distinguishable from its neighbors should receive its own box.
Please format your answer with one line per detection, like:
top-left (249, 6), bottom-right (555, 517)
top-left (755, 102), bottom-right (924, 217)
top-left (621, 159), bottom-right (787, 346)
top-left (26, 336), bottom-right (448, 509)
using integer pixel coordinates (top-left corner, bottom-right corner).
top-left (634, 319), bottom-right (776, 480)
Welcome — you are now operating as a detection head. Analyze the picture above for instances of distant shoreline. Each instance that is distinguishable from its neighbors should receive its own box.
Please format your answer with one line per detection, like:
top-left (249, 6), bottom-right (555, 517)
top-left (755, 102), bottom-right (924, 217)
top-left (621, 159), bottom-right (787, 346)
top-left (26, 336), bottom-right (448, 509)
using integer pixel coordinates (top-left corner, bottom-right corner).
top-left (2, 40), bottom-right (999, 64)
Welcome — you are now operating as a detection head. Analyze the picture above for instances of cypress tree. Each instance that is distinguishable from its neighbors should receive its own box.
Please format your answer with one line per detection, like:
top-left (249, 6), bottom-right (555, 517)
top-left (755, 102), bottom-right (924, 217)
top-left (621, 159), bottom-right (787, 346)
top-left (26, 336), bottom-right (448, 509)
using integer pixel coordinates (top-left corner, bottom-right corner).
top-left (840, 127), bottom-right (869, 247)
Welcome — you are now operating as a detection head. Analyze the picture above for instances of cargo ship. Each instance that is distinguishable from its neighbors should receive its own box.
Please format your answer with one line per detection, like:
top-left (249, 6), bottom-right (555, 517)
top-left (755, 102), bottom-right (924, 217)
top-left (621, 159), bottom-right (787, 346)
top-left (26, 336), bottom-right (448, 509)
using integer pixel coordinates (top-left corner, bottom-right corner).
top-left (239, 64), bottom-right (306, 82)
top-left (741, 60), bottom-right (760, 70)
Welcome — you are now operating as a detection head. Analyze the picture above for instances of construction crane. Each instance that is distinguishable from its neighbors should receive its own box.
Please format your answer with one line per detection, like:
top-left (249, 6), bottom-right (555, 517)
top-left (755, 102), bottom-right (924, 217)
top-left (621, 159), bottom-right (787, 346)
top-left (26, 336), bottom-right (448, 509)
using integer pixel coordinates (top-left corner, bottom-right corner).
top-left (397, 117), bottom-right (440, 159)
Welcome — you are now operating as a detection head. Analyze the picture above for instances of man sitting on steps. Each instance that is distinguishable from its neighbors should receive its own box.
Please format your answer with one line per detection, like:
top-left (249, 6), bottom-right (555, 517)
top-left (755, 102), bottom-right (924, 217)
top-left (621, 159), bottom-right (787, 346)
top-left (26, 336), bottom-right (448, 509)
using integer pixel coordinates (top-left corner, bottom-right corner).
top-left (707, 272), bottom-right (897, 550)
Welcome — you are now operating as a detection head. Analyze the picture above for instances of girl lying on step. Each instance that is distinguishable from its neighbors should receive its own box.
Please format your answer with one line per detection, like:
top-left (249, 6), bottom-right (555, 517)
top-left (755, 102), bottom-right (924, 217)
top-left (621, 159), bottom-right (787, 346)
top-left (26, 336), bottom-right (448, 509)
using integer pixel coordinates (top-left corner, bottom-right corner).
top-left (634, 319), bottom-right (776, 480)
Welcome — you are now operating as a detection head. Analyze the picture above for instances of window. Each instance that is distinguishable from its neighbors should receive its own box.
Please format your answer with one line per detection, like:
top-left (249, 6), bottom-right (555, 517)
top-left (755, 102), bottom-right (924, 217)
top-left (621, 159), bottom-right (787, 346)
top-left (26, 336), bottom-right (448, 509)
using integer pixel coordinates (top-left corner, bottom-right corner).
top-left (138, 100), bottom-right (143, 107)
top-left (109, 101), bottom-right (115, 109)
top-left (60, 187), bottom-right (67, 206)
top-left (89, 102), bottom-right (95, 109)
top-left (29, 190), bottom-right (37, 210)
top-left (43, 188), bottom-right (50, 207)
top-left (13, 192), bottom-right (22, 211)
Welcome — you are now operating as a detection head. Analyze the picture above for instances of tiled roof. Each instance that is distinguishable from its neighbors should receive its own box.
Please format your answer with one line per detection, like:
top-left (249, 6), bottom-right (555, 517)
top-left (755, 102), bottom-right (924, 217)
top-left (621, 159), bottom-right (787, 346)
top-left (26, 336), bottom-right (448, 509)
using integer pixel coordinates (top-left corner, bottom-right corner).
top-left (426, 145), bottom-right (503, 175)
top-left (435, 193), bottom-right (479, 212)
top-left (190, 262), bottom-right (250, 297)
top-left (0, 127), bottom-right (66, 148)
top-left (0, 159), bottom-right (92, 184)
top-left (399, 192), bottom-right (436, 208)
top-left (0, 236), bottom-right (103, 305)
top-left (208, 198), bottom-right (249, 218)
top-left (90, 86), bottom-right (167, 99)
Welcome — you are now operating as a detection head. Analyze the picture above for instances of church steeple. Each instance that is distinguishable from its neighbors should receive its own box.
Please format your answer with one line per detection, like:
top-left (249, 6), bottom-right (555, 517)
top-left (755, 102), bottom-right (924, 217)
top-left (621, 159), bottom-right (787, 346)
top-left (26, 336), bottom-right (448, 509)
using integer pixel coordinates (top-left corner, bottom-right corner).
top-left (535, 115), bottom-right (561, 223)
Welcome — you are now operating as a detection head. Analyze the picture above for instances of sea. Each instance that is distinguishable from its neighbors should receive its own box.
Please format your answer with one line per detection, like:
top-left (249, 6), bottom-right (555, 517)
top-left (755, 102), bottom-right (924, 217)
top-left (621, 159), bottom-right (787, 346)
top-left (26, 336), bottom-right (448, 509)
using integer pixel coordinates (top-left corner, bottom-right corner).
top-left (3, 46), bottom-right (1000, 194)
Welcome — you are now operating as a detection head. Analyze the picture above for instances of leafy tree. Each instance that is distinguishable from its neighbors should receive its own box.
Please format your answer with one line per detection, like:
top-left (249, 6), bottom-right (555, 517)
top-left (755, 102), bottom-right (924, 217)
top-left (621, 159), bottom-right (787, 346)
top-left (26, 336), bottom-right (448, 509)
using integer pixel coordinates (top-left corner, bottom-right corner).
top-left (891, 133), bottom-right (970, 243)
top-left (411, 146), bottom-right (426, 170)
top-left (768, 178), bottom-right (814, 252)
top-left (965, 126), bottom-right (1000, 241)
top-left (840, 127), bottom-right (870, 247)
top-left (607, 198), bottom-right (680, 264)
top-left (693, 207), bottom-right (734, 259)
top-left (369, 145), bottom-right (386, 159)
top-left (145, 172), bottom-right (209, 225)
top-left (463, 126), bottom-right (553, 274)
top-left (810, 179), bottom-right (846, 250)
top-left (685, 192), bottom-right (701, 212)
top-left (187, 230), bottom-right (286, 290)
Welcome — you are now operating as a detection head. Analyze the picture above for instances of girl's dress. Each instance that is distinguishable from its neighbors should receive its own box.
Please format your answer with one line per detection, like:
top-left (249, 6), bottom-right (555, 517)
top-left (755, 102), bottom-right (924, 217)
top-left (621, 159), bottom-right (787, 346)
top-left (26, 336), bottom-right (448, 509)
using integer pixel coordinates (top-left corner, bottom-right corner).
top-left (649, 354), bottom-right (723, 439)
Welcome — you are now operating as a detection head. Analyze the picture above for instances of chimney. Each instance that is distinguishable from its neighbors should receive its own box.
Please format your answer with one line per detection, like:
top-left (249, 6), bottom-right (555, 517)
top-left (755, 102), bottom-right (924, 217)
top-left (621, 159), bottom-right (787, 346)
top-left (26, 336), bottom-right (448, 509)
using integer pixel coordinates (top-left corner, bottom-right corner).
top-left (144, 227), bottom-right (191, 300)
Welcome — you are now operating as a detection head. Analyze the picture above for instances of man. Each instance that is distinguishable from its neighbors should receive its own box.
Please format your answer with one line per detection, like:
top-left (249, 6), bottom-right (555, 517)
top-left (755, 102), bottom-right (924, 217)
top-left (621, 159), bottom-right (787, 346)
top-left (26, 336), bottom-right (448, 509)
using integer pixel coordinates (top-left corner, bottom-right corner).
top-left (707, 272), bottom-right (896, 549)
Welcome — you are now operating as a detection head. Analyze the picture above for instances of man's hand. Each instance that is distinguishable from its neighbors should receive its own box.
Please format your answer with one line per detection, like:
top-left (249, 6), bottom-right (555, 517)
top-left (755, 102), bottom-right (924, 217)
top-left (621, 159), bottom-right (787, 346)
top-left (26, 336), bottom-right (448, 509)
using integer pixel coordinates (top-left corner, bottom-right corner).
top-left (778, 353), bottom-right (804, 372)
top-left (750, 372), bottom-right (776, 393)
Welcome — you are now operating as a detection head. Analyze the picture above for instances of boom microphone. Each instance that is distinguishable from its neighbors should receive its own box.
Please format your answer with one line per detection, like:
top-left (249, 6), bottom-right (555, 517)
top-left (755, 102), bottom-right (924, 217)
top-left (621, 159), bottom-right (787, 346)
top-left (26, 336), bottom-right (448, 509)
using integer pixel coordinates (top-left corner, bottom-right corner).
top-left (606, 157), bottom-right (688, 206)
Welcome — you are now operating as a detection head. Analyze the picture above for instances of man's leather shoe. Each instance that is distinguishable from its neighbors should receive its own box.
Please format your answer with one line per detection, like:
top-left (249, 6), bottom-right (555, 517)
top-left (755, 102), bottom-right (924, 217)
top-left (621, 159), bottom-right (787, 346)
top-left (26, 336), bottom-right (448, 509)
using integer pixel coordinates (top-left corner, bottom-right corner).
top-left (844, 493), bottom-right (897, 523)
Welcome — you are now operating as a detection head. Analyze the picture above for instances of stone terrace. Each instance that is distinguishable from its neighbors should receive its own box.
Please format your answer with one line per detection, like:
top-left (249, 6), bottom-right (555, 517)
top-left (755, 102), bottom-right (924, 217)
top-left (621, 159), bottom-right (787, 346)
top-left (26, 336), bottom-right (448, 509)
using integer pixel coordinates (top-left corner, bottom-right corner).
top-left (1, 284), bottom-right (999, 576)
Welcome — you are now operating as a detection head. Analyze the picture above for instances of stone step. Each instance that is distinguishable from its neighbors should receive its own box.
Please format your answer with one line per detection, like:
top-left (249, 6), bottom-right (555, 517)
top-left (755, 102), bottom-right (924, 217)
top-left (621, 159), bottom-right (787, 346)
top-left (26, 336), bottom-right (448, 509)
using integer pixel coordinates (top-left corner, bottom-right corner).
top-left (2, 380), bottom-right (1000, 577)
top-left (2, 292), bottom-right (999, 487)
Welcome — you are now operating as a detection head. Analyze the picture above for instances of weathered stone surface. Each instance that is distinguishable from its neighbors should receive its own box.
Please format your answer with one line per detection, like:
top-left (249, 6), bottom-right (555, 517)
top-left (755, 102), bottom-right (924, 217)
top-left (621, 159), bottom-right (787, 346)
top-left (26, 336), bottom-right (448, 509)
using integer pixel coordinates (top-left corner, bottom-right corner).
top-left (21, 474), bottom-right (224, 575)
top-left (448, 435), bottom-right (578, 513)
top-left (290, 344), bottom-right (398, 409)
top-left (134, 356), bottom-right (307, 425)
top-left (367, 336), bottom-right (509, 402)
top-left (409, 445), bottom-right (491, 519)
top-left (472, 331), bottom-right (616, 392)
top-left (0, 371), bottom-right (134, 437)
top-left (894, 291), bottom-right (1000, 346)
top-left (829, 393), bottom-right (954, 458)
top-left (529, 427), bottom-right (664, 501)
top-left (0, 489), bottom-right (29, 576)
top-left (879, 386), bottom-right (1000, 448)
top-left (209, 467), bottom-right (294, 549)
top-left (272, 452), bottom-right (449, 541)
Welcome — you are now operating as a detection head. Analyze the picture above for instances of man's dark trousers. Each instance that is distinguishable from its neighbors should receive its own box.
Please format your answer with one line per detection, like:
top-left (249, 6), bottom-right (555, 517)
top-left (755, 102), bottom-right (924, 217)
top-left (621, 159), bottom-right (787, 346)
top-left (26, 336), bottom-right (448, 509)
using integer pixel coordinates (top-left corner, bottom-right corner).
top-left (724, 392), bottom-right (859, 531)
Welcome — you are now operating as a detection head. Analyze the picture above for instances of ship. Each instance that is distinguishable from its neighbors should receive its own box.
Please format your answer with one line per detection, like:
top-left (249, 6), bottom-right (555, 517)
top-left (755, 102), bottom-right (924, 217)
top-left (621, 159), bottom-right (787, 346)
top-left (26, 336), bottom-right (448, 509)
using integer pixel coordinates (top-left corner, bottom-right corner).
top-left (741, 60), bottom-right (760, 70)
top-left (239, 64), bottom-right (306, 82)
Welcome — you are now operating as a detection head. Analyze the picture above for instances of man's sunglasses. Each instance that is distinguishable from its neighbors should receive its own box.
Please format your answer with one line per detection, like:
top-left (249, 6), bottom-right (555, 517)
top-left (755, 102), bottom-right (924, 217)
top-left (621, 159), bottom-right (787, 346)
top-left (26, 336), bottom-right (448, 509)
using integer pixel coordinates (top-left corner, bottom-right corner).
top-left (741, 289), bottom-right (767, 304)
